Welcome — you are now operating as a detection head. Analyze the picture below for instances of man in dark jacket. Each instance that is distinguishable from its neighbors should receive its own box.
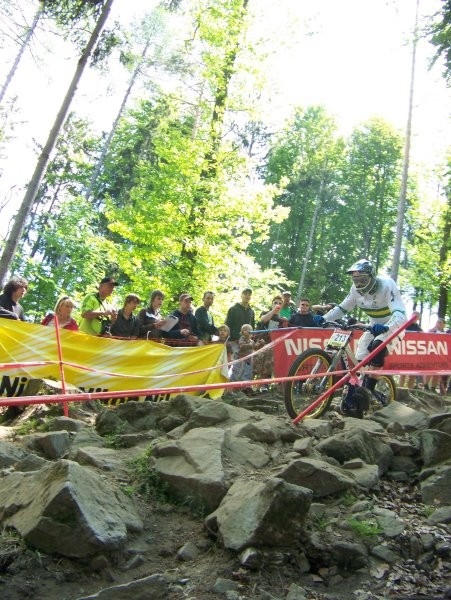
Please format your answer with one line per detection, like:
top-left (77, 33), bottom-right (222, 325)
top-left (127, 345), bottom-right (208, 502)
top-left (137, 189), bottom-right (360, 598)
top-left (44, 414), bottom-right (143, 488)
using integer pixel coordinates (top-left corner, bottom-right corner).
top-left (0, 276), bottom-right (28, 320)
top-left (225, 288), bottom-right (256, 357)
top-left (195, 291), bottom-right (218, 342)
top-left (167, 294), bottom-right (200, 346)
top-left (288, 298), bottom-right (318, 328)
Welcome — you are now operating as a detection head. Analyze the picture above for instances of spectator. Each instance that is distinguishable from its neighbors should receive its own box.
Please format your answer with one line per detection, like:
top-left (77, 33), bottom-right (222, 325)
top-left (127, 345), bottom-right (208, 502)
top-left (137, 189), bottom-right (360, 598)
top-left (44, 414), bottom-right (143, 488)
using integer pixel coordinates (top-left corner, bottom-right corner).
top-left (0, 276), bottom-right (28, 321)
top-left (425, 317), bottom-right (446, 393)
top-left (289, 298), bottom-right (318, 327)
top-left (279, 291), bottom-right (296, 320)
top-left (216, 324), bottom-right (233, 363)
top-left (195, 291), bottom-right (219, 342)
top-left (137, 290), bottom-right (167, 340)
top-left (254, 295), bottom-right (287, 391)
top-left (110, 294), bottom-right (141, 339)
top-left (230, 323), bottom-right (255, 395)
top-left (79, 277), bottom-right (118, 336)
top-left (167, 293), bottom-right (200, 346)
top-left (41, 296), bottom-right (79, 331)
top-left (225, 287), bottom-right (255, 357)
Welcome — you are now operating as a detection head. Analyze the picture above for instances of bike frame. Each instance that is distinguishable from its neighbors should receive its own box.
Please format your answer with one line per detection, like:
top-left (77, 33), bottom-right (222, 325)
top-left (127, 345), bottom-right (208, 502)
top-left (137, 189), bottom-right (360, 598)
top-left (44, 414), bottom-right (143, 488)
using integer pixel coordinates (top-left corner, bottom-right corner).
top-left (309, 328), bottom-right (360, 396)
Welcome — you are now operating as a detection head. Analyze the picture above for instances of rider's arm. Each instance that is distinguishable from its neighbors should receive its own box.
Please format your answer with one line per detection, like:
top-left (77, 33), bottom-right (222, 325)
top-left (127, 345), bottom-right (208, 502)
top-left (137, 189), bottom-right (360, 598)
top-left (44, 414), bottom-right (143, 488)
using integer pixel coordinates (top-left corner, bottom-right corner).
top-left (322, 291), bottom-right (356, 322)
top-left (383, 281), bottom-right (407, 330)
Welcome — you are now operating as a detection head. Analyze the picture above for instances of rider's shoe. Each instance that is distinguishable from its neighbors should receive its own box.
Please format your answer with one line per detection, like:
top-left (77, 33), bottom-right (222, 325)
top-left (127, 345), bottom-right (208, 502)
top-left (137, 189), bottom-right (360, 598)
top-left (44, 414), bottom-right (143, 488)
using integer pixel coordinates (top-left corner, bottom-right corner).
top-left (371, 389), bottom-right (387, 406)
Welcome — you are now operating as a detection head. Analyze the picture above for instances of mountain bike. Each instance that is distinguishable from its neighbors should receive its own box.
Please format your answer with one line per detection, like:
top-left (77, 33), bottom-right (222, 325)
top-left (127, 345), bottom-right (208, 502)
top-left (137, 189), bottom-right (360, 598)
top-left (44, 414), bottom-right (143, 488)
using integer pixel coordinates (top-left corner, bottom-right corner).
top-left (284, 323), bottom-right (397, 419)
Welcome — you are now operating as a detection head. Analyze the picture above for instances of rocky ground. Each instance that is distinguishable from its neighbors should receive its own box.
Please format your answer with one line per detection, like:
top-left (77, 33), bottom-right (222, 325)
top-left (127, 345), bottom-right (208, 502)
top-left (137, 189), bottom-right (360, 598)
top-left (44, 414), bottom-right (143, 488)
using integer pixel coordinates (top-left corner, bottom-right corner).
top-left (0, 384), bottom-right (450, 600)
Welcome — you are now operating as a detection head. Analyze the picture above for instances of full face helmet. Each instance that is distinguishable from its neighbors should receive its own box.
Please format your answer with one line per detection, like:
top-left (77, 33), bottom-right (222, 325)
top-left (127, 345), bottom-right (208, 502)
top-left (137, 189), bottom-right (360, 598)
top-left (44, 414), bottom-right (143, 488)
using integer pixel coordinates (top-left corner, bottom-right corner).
top-left (346, 259), bottom-right (377, 295)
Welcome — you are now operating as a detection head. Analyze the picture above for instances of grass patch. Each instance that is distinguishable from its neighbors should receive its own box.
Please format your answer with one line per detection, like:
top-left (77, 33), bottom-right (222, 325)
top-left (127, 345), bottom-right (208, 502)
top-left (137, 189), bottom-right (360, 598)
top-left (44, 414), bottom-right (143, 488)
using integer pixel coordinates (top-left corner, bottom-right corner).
top-left (340, 492), bottom-right (359, 507)
top-left (13, 418), bottom-right (51, 436)
top-left (127, 447), bottom-right (171, 503)
top-left (347, 517), bottom-right (383, 537)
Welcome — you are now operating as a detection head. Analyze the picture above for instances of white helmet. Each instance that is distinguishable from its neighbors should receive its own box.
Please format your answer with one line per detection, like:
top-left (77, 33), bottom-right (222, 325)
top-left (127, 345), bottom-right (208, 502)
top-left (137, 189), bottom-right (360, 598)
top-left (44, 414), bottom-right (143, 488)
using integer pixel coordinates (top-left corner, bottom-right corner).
top-left (347, 259), bottom-right (377, 295)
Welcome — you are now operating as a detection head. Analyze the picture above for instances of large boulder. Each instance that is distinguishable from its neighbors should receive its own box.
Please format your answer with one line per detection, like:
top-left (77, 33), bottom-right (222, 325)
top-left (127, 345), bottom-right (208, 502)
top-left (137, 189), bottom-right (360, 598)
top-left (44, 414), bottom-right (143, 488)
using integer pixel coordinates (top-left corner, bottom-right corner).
top-left (371, 401), bottom-right (429, 431)
top-left (418, 429), bottom-right (451, 467)
top-left (0, 459), bottom-right (142, 557)
top-left (277, 457), bottom-right (356, 496)
top-left (152, 427), bottom-right (228, 511)
top-left (205, 477), bottom-right (312, 551)
top-left (315, 427), bottom-right (393, 473)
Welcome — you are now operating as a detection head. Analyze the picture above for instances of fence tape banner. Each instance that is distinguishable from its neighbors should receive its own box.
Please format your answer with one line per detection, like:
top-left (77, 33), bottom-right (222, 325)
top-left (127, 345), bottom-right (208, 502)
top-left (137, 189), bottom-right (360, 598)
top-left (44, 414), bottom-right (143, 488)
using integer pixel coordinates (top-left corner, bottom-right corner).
top-left (0, 320), bottom-right (228, 400)
top-left (271, 328), bottom-right (451, 377)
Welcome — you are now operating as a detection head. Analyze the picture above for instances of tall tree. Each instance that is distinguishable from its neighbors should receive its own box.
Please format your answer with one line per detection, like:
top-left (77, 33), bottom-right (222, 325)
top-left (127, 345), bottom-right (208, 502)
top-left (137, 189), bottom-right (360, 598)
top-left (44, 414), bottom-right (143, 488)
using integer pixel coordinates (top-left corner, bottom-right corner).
top-left (0, 6), bottom-right (42, 104)
top-left (0, 0), bottom-right (115, 285)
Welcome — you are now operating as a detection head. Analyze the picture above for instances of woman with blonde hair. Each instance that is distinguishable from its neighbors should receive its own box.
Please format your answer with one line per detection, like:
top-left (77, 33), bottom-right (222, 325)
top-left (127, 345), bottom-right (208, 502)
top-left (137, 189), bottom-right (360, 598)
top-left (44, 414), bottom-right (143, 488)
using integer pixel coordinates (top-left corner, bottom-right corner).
top-left (41, 296), bottom-right (79, 331)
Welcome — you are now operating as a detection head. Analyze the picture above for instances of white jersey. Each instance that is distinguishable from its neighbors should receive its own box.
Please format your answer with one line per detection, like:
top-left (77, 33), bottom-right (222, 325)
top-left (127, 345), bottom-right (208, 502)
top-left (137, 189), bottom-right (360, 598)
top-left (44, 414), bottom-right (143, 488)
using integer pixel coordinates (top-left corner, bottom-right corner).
top-left (323, 276), bottom-right (406, 332)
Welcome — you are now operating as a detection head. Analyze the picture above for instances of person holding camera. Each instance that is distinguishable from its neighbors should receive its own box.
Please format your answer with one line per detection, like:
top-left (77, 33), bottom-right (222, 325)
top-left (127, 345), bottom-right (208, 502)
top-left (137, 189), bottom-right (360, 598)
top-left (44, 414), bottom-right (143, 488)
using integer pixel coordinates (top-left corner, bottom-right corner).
top-left (79, 277), bottom-right (118, 336)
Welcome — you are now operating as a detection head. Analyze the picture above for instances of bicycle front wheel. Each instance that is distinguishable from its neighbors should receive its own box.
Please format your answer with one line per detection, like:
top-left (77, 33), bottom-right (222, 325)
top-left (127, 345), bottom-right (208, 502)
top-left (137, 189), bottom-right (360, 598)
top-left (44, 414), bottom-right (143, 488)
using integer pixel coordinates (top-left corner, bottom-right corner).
top-left (284, 349), bottom-right (333, 419)
top-left (373, 375), bottom-right (397, 406)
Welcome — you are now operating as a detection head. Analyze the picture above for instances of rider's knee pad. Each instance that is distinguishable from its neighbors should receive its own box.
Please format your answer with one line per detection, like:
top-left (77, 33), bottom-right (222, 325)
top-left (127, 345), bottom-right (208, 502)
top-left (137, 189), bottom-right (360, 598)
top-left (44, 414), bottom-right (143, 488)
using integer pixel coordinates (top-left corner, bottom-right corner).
top-left (367, 339), bottom-right (387, 367)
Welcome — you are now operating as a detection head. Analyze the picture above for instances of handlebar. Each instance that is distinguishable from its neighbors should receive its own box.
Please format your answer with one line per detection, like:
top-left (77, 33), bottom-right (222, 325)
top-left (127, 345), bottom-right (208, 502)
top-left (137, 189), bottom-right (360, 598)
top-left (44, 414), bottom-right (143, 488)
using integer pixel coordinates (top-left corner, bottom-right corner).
top-left (322, 321), bottom-right (371, 332)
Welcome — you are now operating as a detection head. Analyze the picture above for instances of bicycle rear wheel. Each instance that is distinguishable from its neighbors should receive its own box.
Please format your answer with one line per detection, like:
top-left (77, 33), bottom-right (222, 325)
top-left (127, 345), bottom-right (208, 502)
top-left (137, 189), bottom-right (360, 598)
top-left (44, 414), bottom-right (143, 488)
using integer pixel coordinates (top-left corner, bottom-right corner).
top-left (284, 349), bottom-right (333, 419)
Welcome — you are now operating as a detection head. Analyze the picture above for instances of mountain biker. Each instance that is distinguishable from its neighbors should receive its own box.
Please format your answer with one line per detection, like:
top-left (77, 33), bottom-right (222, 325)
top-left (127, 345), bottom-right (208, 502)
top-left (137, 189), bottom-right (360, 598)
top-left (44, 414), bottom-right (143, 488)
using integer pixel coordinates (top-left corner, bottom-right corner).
top-left (313, 259), bottom-right (407, 415)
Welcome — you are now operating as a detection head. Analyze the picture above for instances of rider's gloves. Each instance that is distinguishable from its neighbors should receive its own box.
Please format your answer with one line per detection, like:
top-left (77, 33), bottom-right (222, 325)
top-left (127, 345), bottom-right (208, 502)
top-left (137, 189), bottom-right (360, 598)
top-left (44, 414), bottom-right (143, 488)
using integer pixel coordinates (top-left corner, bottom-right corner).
top-left (313, 315), bottom-right (325, 326)
top-left (370, 323), bottom-right (389, 336)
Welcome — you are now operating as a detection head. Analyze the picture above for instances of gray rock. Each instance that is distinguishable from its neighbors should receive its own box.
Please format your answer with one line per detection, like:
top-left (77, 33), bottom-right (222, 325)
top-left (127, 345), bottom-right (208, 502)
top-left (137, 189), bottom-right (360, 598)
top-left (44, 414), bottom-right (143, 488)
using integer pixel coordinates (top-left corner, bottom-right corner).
top-left (419, 429), bottom-right (451, 467)
top-left (224, 430), bottom-right (270, 469)
top-left (0, 459), bottom-right (143, 557)
top-left (212, 577), bottom-right (239, 593)
top-left (293, 437), bottom-right (314, 455)
top-left (286, 583), bottom-right (308, 600)
top-left (427, 505), bottom-right (451, 525)
top-left (420, 464), bottom-right (451, 505)
top-left (276, 457), bottom-right (356, 497)
top-left (22, 430), bottom-right (71, 459)
top-left (153, 427), bottom-right (227, 511)
top-left (77, 573), bottom-right (169, 599)
top-left (429, 413), bottom-right (451, 435)
top-left (373, 507), bottom-right (405, 537)
top-left (301, 419), bottom-right (333, 438)
top-left (0, 439), bottom-right (27, 467)
top-left (370, 544), bottom-right (400, 563)
top-left (177, 540), bottom-right (200, 561)
top-left (205, 477), bottom-right (312, 551)
top-left (48, 416), bottom-right (87, 432)
top-left (389, 455), bottom-right (418, 474)
top-left (316, 428), bottom-right (393, 473)
top-left (14, 453), bottom-right (49, 472)
top-left (329, 541), bottom-right (368, 570)
top-left (371, 401), bottom-right (429, 430)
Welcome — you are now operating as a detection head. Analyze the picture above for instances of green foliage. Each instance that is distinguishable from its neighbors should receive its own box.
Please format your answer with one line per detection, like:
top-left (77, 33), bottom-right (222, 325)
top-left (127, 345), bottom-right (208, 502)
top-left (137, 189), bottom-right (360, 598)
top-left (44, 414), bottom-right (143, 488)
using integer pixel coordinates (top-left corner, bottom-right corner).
top-left (339, 492), bottom-right (359, 507)
top-left (347, 517), bottom-right (383, 537)
top-left (427, 0), bottom-right (451, 83)
top-left (127, 447), bottom-right (171, 503)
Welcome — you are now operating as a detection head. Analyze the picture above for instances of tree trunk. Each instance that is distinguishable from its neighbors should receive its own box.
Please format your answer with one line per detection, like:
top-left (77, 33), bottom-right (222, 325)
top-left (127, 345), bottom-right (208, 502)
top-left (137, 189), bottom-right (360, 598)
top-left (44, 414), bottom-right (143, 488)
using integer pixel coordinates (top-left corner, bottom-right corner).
top-left (85, 38), bottom-right (151, 203)
top-left (438, 188), bottom-right (450, 318)
top-left (0, 7), bottom-right (42, 104)
top-left (391, 0), bottom-right (418, 281)
top-left (0, 0), bottom-right (115, 286)
top-left (180, 0), bottom-right (249, 281)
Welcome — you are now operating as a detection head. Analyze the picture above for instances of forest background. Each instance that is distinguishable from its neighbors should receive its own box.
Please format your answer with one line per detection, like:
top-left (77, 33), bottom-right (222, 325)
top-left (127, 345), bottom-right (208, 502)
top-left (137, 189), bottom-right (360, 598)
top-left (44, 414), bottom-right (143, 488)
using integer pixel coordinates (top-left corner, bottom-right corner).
top-left (0, 0), bottom-right (449, 328)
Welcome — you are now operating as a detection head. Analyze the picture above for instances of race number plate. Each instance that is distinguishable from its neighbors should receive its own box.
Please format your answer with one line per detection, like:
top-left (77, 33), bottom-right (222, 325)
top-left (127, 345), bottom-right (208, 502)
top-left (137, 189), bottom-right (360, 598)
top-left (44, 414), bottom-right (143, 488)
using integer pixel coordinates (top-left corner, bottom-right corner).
top-left (326, 329), bottom-right (351, 349)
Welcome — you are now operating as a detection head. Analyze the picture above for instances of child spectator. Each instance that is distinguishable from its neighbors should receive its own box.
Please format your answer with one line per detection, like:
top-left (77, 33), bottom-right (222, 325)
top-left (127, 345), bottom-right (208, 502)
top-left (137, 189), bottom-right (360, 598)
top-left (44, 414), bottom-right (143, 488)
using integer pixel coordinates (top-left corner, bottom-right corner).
top-left (230, 323), bottom-right (255, 395)
top-left (217, 324), bottom-right (233, 362)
